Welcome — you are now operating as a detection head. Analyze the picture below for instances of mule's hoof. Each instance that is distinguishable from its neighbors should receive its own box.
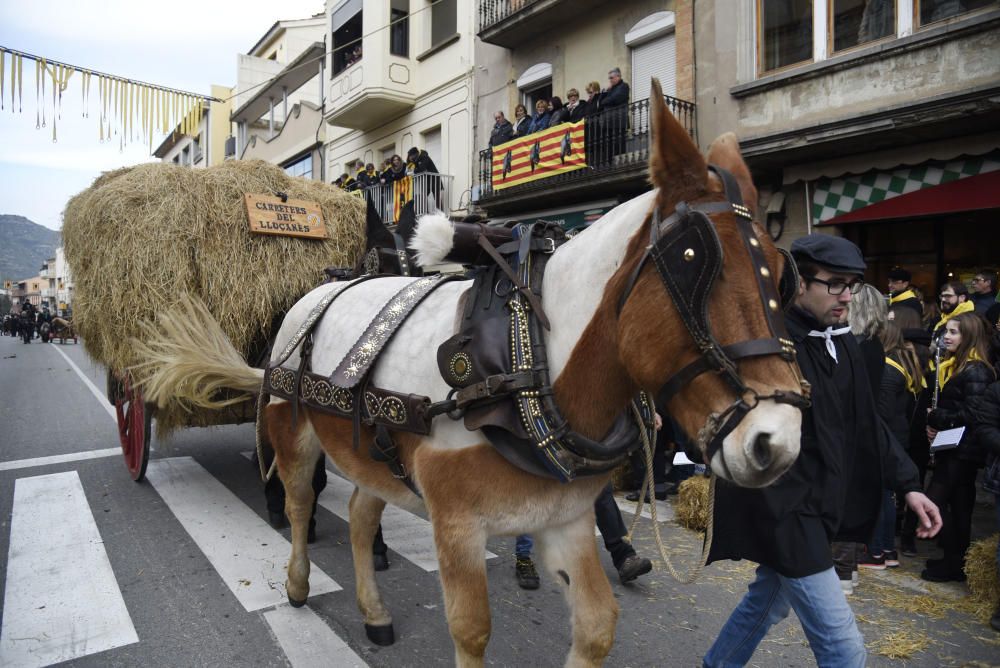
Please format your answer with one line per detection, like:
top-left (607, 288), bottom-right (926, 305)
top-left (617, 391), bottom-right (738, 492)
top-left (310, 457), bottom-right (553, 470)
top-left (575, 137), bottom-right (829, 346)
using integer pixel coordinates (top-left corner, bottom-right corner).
top-left (288, 594), bottom-right (307, 608)
top-left (365, 623), bottom-right (395, 646)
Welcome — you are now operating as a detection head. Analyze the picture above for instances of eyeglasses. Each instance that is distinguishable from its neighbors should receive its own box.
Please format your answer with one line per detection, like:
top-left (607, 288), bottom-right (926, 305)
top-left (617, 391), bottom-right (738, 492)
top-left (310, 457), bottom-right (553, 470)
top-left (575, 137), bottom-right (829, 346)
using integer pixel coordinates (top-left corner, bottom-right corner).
top-left (972, 277), bottom-right (985, 283)
top-left (939, 294), bottom-right (957, 301)
top-left (805, 276), bottom-right (864, 295)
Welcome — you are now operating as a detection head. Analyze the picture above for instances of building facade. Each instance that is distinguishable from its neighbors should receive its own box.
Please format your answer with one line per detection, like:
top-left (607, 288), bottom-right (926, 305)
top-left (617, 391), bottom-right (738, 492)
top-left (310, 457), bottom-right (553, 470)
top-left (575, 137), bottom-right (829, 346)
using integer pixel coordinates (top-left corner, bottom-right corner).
top-left (696, 0), bottom-right (1000, 291)
top-left (472, 0), bottom-right (697, 226)
top-left (232, 17), bottom-right (328, 181)
top-left (323, 0), bottom-right (488, 218)
top-left (153, 85), bottom-right (233, 168)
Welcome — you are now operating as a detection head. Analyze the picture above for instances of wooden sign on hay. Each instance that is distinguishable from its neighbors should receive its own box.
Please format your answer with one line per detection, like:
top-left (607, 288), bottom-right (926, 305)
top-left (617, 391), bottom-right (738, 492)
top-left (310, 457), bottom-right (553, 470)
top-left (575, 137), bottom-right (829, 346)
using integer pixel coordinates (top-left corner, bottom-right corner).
top-left (62, 160), bottom-right (367, 435)
top-left (244, 193), bottom-right (327, 239)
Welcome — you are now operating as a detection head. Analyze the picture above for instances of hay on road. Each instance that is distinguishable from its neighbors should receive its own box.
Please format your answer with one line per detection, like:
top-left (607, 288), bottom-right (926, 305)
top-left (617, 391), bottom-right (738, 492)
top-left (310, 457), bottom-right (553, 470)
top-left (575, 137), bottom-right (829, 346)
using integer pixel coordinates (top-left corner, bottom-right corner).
top-left (965, 534), bottom-right (1000, 620)
top-left (675, 475), bottom-right (710, 532)
top-left (63, 160), bottom-right (366, 434)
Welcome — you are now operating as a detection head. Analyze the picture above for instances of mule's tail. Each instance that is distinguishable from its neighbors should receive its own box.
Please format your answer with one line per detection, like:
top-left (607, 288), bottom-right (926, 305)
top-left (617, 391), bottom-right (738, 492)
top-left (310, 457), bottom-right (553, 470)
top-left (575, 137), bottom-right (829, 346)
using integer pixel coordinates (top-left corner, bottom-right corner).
top-left (130, 295), bottom-right (264, 410)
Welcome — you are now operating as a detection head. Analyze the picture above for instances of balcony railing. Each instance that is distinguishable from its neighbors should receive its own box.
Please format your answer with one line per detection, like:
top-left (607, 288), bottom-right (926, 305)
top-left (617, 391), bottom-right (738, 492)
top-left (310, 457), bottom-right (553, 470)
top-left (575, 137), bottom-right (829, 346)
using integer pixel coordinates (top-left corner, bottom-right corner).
top-left (476, 95), bottom-right (696, 203)
top-left (479, 0), bottom-right (542, 31)
top-left (356, 172), bottom-right (455, 225)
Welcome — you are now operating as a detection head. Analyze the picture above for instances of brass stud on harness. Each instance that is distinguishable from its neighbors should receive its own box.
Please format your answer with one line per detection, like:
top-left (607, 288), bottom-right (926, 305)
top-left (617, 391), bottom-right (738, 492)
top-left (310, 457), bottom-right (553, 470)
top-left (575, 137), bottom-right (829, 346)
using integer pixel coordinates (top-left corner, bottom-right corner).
top-left (760, 266), bottom-right (771, 278)
top-left (749, 237), bottom-right (760, 247)
top-left (768, 299), bottom-right (779, 311)
top-left (683, 248), bottom-right (696, 262)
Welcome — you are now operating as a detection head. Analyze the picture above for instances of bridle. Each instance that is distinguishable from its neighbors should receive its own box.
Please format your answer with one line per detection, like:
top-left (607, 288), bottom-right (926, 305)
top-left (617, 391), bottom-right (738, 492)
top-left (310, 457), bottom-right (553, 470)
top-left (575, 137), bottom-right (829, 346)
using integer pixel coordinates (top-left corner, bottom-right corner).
top-left (618, 165), bottom-right (811, 465)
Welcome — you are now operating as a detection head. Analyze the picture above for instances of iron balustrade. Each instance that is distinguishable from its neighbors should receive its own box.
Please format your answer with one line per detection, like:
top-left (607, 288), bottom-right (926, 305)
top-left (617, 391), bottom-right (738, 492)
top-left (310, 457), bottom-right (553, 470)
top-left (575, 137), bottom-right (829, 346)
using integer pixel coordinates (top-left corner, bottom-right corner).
top-left (478, 0), bottom-right (544, 32)
top-left (477, 95), bottom-right (696, 202)
top-left (359, 172), bottom-right (455, 224)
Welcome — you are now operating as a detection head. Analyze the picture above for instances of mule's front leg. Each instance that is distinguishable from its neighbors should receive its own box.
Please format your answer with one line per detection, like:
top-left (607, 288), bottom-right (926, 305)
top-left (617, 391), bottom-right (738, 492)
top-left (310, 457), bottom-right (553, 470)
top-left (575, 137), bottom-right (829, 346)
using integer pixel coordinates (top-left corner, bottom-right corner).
top-left (267, 403), bottom-right (319, 607)
top-left (537, 512), bottom-right (619, 668)
top-left (348, 488), bottom-right (394, 645)
top-left (432, 517), bottom-right (491, 667)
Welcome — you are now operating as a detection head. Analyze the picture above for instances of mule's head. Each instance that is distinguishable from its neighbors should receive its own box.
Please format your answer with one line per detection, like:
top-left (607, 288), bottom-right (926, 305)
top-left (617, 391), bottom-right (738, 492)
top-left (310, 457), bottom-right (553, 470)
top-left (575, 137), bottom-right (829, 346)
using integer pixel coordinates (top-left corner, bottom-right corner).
top-left (614, 80), bottom-right (806, 488)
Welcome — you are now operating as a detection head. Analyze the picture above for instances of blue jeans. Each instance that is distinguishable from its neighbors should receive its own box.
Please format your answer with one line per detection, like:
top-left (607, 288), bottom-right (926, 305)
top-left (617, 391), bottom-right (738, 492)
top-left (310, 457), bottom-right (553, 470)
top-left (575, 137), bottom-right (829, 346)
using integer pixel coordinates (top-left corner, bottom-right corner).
top-left (869, 490), bottom-right (896, 554)
top-left (515, 534), bottom-right (533, 558)
top-left (704, 565), bottom-right (866, 668)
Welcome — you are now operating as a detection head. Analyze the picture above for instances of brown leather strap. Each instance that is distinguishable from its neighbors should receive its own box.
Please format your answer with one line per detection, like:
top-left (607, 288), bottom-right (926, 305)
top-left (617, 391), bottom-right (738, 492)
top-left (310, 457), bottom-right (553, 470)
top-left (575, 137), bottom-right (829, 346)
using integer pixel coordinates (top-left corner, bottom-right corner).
top-left (476, 235), bottom-right (551, 330)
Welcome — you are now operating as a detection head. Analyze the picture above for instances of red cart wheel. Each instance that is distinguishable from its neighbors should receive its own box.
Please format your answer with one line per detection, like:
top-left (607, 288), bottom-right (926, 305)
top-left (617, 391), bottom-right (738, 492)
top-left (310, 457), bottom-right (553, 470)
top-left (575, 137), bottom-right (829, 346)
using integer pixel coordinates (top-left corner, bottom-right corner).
top-left (113, 374), bottom-right (151, 482)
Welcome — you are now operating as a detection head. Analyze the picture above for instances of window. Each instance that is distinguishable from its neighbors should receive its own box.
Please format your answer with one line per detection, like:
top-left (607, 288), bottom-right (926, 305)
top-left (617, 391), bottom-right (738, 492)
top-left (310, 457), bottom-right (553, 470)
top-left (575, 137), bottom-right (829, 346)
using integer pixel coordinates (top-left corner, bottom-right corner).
top-left (390, 0), bottom-right (409, 57)
top-left (516, 63), bottom-right (553, 112)
top-left (758, 0), bottom-right (813, 73)
top-left (332, 0), bottom-right (363, 76)
top-left (284, 154), bottom-right (313, 180)
top-left (627, 12), bottom-right (677, 100)
top-left (430, 0), bottom-right (457, 48)
top-left (918, 0), bottom-right (993, 26)
top-left (192, 134), bottom-right (203, 164)
top-left (832, 0), bottom-right (895, 52)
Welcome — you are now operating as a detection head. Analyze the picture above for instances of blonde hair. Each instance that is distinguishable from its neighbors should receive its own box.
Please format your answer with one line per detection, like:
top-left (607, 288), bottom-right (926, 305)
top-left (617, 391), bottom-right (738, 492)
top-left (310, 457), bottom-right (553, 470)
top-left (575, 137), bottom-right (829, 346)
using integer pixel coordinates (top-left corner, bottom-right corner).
top-left (847, 283), bottom-right (887, 339)
top-left (567, 88), bottom-right (579, 98)
top-left (587, 81), bottom-right (600, 95)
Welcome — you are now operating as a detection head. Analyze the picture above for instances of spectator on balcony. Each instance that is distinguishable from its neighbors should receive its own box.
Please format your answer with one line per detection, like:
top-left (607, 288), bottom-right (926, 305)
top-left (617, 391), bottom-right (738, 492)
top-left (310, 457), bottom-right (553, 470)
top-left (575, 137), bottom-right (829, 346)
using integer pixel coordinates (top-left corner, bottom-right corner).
top-left (357, 163), bottom-right (378, 188)
top-left (340, 172), bottom-right (359, 191)
top-left (566, 88), bottom-right (588, 122)
top-left (489, 111), bottom-right (514, 147)
top-left (584, 81), bottom-right (602, 115)
top-left (527, 99), bottom-right (551, 134)
top-left (511, 103), bottom-right (530, 137)
top-left (597, 67), bottom-right (630, 161)
top-left (407, 147), bottom-right (439, 175)
top-left (547, 96), bottom-right (569, 128)
top-left (346, 44), bottom-right (363, 68)
top-left (382, 155), bottom-right (407, 184)
top-left (379, 158), bottom-right (395, 185)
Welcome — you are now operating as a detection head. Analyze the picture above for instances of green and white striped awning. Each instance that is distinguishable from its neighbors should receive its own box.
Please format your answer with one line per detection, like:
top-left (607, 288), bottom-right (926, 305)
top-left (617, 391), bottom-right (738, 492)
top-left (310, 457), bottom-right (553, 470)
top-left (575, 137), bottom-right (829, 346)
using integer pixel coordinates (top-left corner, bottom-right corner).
top-left (811, 153), bottom-right (1000, 224)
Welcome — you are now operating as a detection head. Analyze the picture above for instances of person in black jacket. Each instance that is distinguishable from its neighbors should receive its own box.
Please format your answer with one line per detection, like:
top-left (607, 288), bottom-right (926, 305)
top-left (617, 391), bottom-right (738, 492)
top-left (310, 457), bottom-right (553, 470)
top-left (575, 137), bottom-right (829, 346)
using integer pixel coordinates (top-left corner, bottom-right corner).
top-left (704, 235), bottom-right (941, 668)
top-left (547, 96), bottom-right (569, 127)
top-left (968, 377), bottom-right (1000, 631)
top-left (565, 88), bottom-right (588, 122)
top-left (511, 104), bottom-right (530, 138)
top-left (594, 68), bottom-right (630, 164)
top-left (922, 311), bottom-right (996, 582)
top-left (488, 111), bottom-right (514, 147)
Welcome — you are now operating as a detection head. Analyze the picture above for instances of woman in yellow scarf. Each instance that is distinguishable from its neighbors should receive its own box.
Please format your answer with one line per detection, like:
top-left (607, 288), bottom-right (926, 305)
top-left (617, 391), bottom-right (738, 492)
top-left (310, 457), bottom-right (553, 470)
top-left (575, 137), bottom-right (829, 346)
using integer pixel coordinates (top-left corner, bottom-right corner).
top-left (922, 312), bottom-right (995, 582)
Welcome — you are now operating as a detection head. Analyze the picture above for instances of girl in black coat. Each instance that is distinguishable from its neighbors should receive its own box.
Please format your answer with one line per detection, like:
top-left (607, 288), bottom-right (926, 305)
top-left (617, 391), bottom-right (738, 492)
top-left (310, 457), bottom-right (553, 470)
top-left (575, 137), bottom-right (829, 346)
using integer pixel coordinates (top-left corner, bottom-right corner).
top-left (923, 312), bottom-right (997, 581)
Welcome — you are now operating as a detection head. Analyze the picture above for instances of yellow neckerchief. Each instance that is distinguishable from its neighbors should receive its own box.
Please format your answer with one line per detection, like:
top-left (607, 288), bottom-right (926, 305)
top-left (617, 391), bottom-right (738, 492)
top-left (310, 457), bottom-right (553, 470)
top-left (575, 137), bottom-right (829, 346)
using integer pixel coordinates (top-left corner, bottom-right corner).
top-left (937, 348), bottom-right (983, 388)
top-left (934, 299), bottom-right (975, 333)
top-left (885, 355), bottom-right (925, 396)
top-left (889, 288), bottom-right (917, 305)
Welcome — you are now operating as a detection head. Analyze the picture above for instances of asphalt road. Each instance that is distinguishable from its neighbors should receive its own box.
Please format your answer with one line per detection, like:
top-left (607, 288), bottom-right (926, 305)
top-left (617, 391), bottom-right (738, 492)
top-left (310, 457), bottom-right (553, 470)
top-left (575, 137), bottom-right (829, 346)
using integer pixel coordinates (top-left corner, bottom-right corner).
top-left (1, 332), bottom-right (998, 667)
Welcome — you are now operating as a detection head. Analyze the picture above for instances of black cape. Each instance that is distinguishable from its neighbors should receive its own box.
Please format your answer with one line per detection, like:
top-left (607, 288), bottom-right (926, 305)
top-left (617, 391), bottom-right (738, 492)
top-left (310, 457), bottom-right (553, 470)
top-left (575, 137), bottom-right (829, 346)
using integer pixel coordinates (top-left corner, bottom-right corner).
top-left (707, 307), bottom-right (920, 577)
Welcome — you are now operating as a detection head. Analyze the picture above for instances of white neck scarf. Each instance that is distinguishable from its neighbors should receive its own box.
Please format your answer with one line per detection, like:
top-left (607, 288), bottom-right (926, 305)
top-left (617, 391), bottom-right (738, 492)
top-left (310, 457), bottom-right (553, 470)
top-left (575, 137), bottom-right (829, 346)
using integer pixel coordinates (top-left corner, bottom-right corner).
top-left (807, 325), bottom-right (852, 363)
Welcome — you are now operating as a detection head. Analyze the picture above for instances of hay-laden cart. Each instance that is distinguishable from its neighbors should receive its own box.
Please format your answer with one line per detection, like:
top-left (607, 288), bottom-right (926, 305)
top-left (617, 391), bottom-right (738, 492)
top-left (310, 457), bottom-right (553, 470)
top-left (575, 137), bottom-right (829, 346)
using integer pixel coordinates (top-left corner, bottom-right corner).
top-left (49, 317), bottom-right (78, 344)
top-left (63, 160), bottom-right (367, 482)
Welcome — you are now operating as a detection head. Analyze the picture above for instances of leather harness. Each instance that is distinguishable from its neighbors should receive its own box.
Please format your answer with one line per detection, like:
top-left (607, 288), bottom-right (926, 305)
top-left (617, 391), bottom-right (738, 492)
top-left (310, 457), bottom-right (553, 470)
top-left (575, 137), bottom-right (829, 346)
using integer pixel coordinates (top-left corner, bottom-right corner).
top-left (617, 166), bottom-right (810, 466)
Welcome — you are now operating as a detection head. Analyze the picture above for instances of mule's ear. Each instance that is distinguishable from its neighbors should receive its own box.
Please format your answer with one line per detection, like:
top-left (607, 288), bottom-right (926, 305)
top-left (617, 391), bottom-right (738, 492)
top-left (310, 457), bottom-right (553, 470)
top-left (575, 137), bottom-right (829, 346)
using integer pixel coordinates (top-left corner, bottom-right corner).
top-left (649, 78), bottom-right (706, 204)
top-left (706, 132), bottom-right (758, 218)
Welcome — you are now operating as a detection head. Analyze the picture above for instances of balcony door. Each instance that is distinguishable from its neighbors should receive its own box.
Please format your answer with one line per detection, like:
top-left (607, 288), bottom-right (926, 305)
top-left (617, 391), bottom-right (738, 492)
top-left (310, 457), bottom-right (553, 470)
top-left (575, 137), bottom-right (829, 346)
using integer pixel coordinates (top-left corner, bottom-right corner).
top-left (627, 12), bottom-right (677, 101)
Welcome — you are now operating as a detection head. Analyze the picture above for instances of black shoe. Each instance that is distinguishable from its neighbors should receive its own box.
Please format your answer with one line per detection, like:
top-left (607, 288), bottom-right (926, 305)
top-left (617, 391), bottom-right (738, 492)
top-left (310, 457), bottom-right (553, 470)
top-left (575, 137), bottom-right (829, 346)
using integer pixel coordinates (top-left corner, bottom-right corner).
top-left (990, 604), bottom-right (1000, 632)
top-left (617, 554), bottom-right (652, 584)
top-left (883, 550), bottom-right (899, 568)
top-left (268, 510), bottom-right (288, 530)
top-left (920, 561), bottom-right (966, 583)
top-left (625, 488), bottom-right (669, 502)
top-left (373, 552), bottom-right (390, 572)
top-left (900, 537), bottom-right (917, 557)
top-left (515, 557), bottom-right (540, 590)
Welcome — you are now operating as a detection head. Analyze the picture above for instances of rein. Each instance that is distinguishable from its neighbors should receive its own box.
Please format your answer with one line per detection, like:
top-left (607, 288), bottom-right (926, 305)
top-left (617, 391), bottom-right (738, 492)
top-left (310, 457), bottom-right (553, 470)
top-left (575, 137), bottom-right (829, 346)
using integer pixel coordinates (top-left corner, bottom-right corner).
top-left (617, 165), bottom-right (810, 465)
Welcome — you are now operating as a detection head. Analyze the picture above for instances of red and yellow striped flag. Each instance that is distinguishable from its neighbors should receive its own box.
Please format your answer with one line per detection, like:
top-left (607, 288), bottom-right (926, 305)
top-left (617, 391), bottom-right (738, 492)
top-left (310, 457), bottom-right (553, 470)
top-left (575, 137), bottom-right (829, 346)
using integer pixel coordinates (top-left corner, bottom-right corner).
top-left (490, 120), bottom-right (586, 190)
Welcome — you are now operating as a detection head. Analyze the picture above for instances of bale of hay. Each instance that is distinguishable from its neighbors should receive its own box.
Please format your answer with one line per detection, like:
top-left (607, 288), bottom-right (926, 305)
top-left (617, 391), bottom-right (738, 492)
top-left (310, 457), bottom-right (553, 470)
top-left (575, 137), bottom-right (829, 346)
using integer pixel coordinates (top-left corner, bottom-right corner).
top-left (965, 534), bottom-right (999, 617)
top-left (674, 475), bottom-right (710, 531)
top-left (63, 160), bottom-right (366, 434)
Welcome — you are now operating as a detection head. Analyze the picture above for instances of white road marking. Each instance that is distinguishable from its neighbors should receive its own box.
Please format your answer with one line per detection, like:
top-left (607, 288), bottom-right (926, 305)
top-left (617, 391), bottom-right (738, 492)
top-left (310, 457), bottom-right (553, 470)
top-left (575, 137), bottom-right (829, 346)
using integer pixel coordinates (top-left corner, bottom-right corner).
top-left (49, 343), bottom-right (116, 421)
top-left (320, 471), bottom-right (498, 572)
top-left (264, 604), bottom-right (368, 668)
top-left (0, 447), bottom-right (122, 471)
top-left (145, 457), bottom-right (341, 611)
top-left (0, 471), bottom-right (138, 668)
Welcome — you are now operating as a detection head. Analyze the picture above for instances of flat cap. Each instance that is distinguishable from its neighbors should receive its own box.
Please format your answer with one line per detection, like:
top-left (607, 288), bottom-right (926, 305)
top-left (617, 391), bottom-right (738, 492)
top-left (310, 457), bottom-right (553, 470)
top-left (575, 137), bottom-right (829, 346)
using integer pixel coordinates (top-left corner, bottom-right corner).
top-left (790, 234), bottom-right (866, 275)
top-left (887, 266), bottom-right (911, 281)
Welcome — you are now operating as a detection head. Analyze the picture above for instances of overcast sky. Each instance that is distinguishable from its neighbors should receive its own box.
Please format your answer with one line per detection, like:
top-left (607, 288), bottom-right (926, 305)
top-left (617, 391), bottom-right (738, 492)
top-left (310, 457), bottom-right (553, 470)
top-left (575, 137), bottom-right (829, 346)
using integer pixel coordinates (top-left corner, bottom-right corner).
top-left (0, 0), bottom-right (324, 231)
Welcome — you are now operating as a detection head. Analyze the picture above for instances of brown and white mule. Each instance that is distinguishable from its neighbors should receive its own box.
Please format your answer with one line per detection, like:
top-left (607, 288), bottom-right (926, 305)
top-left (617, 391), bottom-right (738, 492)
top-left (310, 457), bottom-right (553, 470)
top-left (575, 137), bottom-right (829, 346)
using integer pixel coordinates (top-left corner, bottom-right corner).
top-left (135, 83), bottom-right (803, 667)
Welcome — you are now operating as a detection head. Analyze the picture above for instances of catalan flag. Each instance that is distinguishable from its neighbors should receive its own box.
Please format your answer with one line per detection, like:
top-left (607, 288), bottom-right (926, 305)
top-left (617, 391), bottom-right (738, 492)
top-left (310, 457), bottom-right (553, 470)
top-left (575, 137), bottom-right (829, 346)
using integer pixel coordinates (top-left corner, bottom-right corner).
top-left (490, 120), bottom-right (587, 190)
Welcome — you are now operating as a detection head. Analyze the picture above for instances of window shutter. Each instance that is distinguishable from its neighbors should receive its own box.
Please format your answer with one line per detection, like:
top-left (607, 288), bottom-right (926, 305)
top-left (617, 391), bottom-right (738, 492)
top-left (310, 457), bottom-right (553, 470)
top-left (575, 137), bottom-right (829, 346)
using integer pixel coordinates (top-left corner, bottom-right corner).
top-left (631, 33), bottom-right (677, 101)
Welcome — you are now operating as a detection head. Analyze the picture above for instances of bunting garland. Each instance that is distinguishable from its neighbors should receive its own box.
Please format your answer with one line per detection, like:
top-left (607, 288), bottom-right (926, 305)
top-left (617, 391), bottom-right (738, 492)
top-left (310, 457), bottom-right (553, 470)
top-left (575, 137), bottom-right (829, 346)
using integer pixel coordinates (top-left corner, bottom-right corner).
top-left (0, 45), bottom-right (219, 148)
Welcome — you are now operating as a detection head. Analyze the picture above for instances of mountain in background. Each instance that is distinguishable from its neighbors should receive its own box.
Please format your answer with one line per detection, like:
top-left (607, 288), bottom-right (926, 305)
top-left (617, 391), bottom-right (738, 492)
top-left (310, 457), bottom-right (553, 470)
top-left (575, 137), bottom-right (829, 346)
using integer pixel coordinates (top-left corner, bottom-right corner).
top-left (0, 215), bottom-right (61, 282)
